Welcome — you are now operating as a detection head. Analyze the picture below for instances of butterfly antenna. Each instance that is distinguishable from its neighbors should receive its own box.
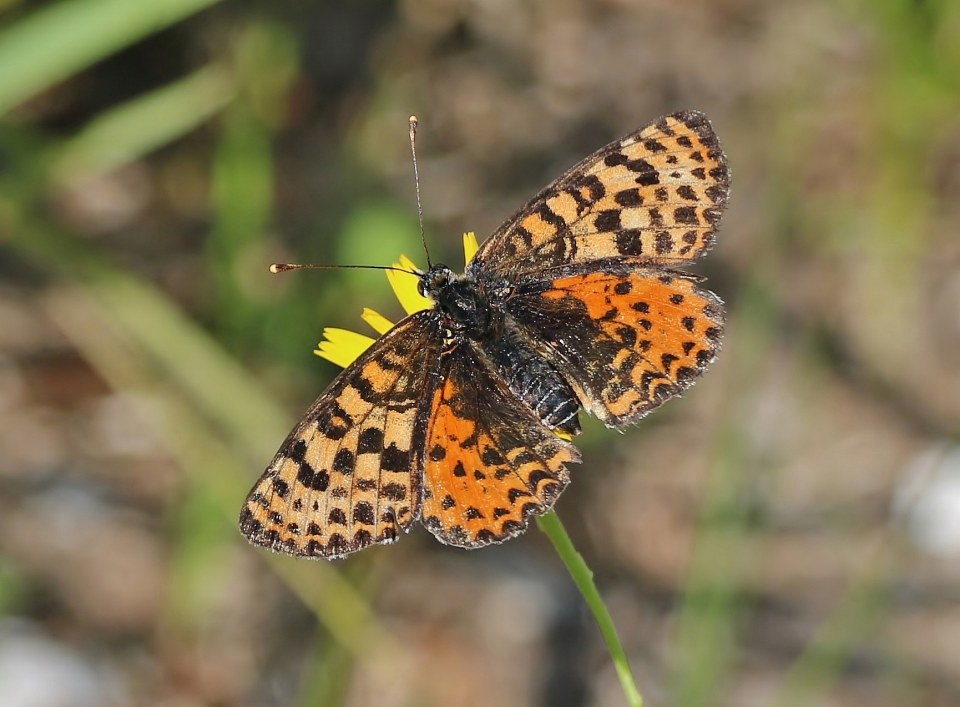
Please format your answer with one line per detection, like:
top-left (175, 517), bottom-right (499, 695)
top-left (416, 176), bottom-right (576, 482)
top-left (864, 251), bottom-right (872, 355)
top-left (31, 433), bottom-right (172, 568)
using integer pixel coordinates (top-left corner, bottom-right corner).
top-left (269, 118), bottom-right (433, 279)
top-left (408, 115), bottom-right (432, 269)
top-left (269, 262), bottom-right (418, 276)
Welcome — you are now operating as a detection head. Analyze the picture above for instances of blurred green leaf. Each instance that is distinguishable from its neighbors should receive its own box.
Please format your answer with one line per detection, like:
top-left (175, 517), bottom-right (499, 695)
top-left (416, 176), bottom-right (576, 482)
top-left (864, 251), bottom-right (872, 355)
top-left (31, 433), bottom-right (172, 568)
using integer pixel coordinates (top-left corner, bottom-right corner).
top-left (0, 0), bottom-right (222, 116)
top-left (0, 559), bottom-right (27, 614)
top-left (337, 202), bottom-right (421, 269)
top-left (668, 278), bottom-right (776, 707)
top-left (772, 543), bottom-right (893, 707)
top-left (51, 64), bottom-right (235, 184)
top-left (39, 254), bottom-right (402, 663)
top-left (207, 22), bottom-right (300, 347)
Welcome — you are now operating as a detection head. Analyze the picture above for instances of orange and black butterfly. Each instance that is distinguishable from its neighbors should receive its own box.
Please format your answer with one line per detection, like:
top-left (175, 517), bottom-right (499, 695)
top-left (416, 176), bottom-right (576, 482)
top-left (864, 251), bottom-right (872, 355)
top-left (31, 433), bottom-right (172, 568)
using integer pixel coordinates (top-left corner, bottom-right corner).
top-left (240, 111), bottom-right (729, 558)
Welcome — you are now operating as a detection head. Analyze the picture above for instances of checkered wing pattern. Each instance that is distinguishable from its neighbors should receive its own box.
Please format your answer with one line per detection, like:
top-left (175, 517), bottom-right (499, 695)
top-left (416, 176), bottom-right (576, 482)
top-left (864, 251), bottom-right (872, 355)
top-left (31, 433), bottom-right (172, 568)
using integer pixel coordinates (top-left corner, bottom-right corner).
top-left (239, 311), bottom-right (443, 558)
top-left (506, 268), bottom-right (724, 428)
top-left (469, 111), bottom-right (729, 282)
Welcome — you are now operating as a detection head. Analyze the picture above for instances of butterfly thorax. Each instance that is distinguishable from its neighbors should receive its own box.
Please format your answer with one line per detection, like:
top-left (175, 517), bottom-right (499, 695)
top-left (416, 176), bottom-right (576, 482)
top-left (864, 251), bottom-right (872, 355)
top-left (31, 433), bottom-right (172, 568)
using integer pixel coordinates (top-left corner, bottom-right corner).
top-left (419, 264), bottom-right (491, 337)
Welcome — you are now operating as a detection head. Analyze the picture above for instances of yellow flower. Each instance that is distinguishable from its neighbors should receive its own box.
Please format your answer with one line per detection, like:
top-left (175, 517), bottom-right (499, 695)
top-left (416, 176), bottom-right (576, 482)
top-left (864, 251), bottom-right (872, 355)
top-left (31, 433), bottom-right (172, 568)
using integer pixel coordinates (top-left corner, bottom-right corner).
top-left (315, 232), bottom-right (480, 368)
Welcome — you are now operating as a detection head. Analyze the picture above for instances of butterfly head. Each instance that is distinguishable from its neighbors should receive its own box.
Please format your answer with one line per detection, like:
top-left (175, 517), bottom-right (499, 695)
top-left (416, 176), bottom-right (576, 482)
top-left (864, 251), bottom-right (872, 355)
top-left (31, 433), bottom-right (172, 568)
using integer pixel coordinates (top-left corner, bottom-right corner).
top-left (419, 263), bottom-right (490, 337)
top-left (417, 263), bottom-right (455, 299)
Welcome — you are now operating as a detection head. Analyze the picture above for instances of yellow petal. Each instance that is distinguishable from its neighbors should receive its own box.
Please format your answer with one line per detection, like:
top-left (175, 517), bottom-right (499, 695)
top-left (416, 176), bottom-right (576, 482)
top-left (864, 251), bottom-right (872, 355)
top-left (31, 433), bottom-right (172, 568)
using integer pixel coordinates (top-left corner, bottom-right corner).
top-left (463, 231), bottom-right (479, 265)
top-left (361, 307), bottom-right (394, 335)
top-left (314, 327), bottom-right (376, 368)
top-left (387, 254), bottom-right (432, 315)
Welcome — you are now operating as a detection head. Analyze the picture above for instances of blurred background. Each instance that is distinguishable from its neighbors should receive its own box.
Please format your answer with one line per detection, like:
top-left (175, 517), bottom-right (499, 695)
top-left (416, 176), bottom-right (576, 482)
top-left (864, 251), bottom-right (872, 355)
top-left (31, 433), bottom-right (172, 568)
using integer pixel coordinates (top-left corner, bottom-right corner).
top-left (1, 1), bottom-right (959, 706)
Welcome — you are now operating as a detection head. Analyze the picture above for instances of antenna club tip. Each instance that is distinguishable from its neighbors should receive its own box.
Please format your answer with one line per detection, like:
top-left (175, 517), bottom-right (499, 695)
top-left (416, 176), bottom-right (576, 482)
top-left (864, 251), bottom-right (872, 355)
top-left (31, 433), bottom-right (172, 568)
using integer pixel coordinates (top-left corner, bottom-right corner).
top-left (269, 263), bottom-right (288, 273)
top-left (409, 115), bottom-right (418, 127)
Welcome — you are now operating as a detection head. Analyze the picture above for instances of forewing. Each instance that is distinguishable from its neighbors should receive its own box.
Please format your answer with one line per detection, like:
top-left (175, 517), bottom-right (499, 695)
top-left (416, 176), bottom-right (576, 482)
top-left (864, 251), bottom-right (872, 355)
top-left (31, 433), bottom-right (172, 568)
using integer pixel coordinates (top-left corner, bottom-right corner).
top-left (239, 310), bottom-right (443, 559)
top-left (507, 269), bottom-right (724, 428)
top-left (421, 340), bottom-right (580, 548)
top-left (469, 111), bottom-right (729, 280)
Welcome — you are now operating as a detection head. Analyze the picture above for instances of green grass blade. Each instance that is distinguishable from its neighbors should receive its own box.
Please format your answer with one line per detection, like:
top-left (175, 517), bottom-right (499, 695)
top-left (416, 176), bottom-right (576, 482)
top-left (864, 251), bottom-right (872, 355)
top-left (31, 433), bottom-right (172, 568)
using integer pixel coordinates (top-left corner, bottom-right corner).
top-left (771, 544), bottom-right (894, 706)
top-left (0, 0), bottom-right (222, 116)
top-left (667, 279), bottom-right (775, 707)
top-left (52, 63), bottom-right (235, 183)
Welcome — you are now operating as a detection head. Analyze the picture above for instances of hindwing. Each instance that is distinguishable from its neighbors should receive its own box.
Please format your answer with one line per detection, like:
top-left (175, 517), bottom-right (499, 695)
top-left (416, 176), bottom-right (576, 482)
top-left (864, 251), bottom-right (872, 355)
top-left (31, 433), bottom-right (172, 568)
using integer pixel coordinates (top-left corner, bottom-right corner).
top-left (506, 267), bottom-right (724, 427)
top-left (421, 340), bottom-right (580, 547)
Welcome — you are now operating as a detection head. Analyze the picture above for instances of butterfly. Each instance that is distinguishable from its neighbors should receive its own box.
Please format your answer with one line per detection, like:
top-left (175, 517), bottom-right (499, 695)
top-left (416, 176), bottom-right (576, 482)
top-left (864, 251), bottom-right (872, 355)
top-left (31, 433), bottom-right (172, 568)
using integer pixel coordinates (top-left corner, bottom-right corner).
top-left (240, 110), bottom-right (729, 559)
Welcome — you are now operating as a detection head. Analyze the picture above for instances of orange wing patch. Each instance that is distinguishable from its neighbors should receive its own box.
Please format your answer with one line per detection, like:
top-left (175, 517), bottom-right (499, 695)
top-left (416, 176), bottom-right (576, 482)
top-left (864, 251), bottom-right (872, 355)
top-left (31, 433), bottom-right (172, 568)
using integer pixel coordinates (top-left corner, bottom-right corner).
top-left (239, 312), bottom-right (443, 558)
top-left (470, 111), bottom-right (729, 279)
top-left (421, 341), bottom-right (579, 547)
top-left (508, 270), bottom-right (724, 427)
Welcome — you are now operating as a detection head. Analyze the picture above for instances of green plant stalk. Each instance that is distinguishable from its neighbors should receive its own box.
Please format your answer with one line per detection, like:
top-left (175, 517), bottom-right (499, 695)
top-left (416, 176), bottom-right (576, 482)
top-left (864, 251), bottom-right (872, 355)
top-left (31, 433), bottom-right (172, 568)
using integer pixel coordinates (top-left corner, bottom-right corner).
top-left (537, 510), bottom-right (644, 707)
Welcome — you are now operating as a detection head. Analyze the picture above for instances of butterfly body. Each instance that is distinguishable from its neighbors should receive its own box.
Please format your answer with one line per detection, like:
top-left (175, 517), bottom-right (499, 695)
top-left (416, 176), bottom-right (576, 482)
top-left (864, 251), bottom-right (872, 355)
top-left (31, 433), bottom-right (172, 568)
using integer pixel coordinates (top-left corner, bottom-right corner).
top-left (241, 110), bottom-right (729, 558)
top-left (421, 263), bottom-right (583, 436)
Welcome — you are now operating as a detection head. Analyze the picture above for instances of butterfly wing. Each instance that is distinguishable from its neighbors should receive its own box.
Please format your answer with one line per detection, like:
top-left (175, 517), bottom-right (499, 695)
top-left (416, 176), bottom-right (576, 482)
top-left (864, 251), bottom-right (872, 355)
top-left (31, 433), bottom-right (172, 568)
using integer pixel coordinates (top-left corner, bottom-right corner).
top-left (506, 267), bottom-right (724, 428)
top-left (420, 339), bottom-right (580, 548)
top-left (468, 111), bottom-right (729, 281)
top-left (239, 310), bottom-right (444, 559)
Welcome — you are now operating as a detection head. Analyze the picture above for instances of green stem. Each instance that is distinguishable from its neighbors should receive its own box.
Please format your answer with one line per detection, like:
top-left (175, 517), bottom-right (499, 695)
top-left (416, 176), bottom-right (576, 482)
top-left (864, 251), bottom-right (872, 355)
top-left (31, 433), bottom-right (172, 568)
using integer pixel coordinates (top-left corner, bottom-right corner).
top-left (537, 510), bottom-right (644, 707)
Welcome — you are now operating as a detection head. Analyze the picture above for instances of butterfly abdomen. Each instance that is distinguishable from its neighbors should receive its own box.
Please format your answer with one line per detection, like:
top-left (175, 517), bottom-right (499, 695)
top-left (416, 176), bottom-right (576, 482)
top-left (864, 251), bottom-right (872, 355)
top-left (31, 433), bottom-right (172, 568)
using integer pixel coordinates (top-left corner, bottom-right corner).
top-left (480, 326), bottom-right (582, 436)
